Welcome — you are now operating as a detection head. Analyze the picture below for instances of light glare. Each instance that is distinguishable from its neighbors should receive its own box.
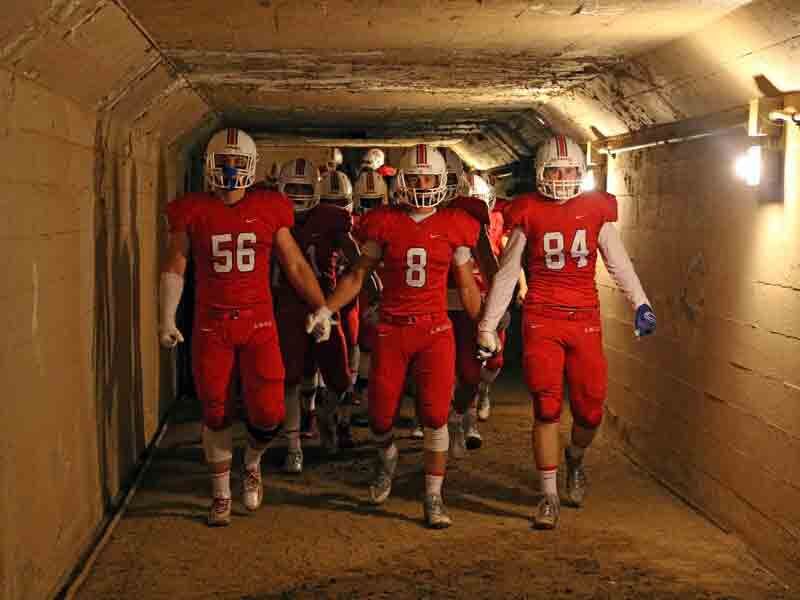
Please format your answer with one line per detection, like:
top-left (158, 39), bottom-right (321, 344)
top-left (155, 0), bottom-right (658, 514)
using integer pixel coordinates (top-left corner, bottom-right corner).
top-left (581, 169), bottom-right (596, 192)
top-left (734, 145), bottom-right (761, 187)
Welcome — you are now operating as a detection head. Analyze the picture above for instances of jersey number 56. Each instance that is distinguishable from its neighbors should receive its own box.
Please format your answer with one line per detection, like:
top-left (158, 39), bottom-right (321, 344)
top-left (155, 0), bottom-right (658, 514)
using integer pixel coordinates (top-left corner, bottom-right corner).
top-left (212, 233), bottom-right (256, 273)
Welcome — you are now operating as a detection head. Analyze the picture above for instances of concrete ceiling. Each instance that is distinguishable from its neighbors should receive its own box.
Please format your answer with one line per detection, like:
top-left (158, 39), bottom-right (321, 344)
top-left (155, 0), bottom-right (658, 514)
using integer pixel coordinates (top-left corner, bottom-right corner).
top-left (121, 0), bottom-right (750, 143)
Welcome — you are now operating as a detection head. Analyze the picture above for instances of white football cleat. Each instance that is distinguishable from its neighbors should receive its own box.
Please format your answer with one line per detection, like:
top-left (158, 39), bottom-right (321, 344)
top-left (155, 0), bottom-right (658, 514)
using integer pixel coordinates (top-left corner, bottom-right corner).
top-left (242, 467), bottom-right (263, 512)
top-left (208, 496), bottom-right (232, 526)
top-left (369, 449), bottom-right (398, 505)
top-left (424, 494), bottom-right (453, 529)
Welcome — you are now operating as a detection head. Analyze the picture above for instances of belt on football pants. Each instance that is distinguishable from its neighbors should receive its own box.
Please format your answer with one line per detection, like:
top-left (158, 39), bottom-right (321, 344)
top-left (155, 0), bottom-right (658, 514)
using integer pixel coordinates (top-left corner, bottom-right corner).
top-left (379, 312), bottom-right (447, 326)
top-left (529, 305), bottom-right (600, 322)
top-left (201, 305), bottom-right (272, 322)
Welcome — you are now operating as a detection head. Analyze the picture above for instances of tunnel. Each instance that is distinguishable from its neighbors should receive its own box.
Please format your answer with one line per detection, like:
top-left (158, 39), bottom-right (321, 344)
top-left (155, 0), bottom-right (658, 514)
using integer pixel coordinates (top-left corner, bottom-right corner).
top-left (2, 1), bottom-right (799, 598)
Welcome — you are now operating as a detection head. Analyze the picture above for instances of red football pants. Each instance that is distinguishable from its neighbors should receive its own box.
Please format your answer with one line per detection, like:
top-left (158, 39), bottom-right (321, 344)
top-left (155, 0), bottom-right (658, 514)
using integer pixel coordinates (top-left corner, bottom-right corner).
top-left (341, 298), bottom-right (360, 348)
top-left (450, 310), bottom-right (505, 385)
top-left (192, 304), bottom-right (285, 431)
top-left (276, 308), bottom-right (351, 394)
top-left (368, 315), bottom-right (455, 434)
top-left (522, 306), bottom-right (607, 429)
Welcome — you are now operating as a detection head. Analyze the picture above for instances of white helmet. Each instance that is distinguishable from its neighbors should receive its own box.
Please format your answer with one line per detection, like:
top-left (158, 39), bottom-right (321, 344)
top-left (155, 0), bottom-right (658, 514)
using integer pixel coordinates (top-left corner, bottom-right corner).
top-left (319, 170), bottom-right (354, 212)
top-left (441, 148), bottom-right (465, 201)
top-left (278, 158), bottom-right (320, 213)
top-left (326, 147), bottom-right (343, 170)
top-left (458, 172), bottom-right (496, 210)
top-left (354, 169), bottom-right (388, 213)
top-left (395, 144), bottom-right (448, 208)
top-left (204, 128), bottom-right (258, 190)
top-left (361, 148), bottom-right (385, 171)
top-left (536, 135), bottom-right (586, 201)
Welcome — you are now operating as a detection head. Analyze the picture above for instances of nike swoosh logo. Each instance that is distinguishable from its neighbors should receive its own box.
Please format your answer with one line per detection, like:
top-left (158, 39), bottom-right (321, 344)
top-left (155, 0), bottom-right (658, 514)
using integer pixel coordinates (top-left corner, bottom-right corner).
top-left (576, 215), bottom-right (585, 220)
top-left (430, 234), bottom-right (442, 239)
top-left (245, 218), bottom-right (258, 223)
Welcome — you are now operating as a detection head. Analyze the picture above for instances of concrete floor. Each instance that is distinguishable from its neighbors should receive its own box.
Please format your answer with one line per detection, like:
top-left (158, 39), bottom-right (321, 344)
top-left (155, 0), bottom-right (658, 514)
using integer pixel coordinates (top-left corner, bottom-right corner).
top-left (74, 373), bottom-right (791, 599)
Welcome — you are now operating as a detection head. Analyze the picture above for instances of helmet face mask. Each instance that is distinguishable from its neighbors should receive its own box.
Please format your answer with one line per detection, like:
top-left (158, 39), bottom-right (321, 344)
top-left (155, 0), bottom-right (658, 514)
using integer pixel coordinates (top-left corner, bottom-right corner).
top-left (205, 128), bottom-right (258, 191)
top-left (396, 145), bottom-right (448, 209)
top-left (319, 170), bottom-right (354, 212)
top-left (278, 158), bottom-right (320, 213)
top-left (535, 135), bottom-right (586, 201)
top-left (441, 148), bottom-right (465, 202)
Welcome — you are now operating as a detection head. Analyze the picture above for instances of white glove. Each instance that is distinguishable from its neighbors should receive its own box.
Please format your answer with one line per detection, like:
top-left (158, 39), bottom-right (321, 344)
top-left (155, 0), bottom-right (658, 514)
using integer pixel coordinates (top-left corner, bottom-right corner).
top-left (476, 328), bottom-right (501, 362)
top-left (159, 322), bottom-right (184, 348)
top-left (306, 306), bottom-right (333, 342)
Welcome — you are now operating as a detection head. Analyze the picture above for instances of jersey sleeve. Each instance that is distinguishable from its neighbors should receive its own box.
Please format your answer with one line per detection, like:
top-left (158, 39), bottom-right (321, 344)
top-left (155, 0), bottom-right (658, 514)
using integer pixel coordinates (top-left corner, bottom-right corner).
top-left (164, 195), bottom-right (196, 234)
top-left (358, 208), bottom-right (390, 243)
top-left (270, 192), bottom-right (295, 230)
top-left (451, 208), bottom-right (480, 249)
top-left (505, 195), bottom-right (534, 233)
top-left (449, 195), bottom-right (491, 225)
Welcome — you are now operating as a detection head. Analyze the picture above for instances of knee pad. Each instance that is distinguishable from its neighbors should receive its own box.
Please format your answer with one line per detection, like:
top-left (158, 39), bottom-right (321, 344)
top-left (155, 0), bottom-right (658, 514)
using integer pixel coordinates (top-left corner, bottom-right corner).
top-left (246, 422), bottom-right (281, 445)
top-left (202, 425), bottom-right (233, 464)
top-left (423, 425), bottom-right (449, 452)
top-left (532, 392), bottom-right (562, 424)
top-left (571, 390), bottom-right (605, 429)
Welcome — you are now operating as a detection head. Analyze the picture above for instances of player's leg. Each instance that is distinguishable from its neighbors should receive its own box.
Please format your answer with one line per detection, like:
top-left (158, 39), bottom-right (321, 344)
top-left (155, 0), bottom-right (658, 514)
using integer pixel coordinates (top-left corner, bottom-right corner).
top-left (315, 318), bottom-right (353, 453)
top-left (192, 320), bottom-right (236, 526)
top-left (366, 322), bottom-right (409, 504)
top-left (477, 328), bottom-right (506, 421)
top-left (449, 311), bottom-right (479, 457)
top-left (413, 319), bottom-right (457, 528)
top-left (239, 319), bottom-right (286, 512)
top-left (563, 317), bottom-right (608, 508)
top-left (522, 315), bottom-right (567, 529)
top-left (277, 309), bottom-right (310, 472)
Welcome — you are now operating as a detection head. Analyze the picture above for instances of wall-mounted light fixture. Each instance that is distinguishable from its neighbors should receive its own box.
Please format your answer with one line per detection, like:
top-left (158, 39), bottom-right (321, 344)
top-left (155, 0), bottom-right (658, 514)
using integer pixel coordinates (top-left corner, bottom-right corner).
top-left (734, 144), bottom-right (762, 186)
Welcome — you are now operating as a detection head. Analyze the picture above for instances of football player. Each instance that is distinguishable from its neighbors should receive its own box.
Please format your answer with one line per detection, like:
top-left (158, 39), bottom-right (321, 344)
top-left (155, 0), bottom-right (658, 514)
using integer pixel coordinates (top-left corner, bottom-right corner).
top-left (273, 161), bottom-right (360, 472)
top-left (307, 144), bottom-right (482, 528)
top-left (159, 129), bottom-right (328, 526)
top-left (478, 135), bottom-right (657, 529)
top-left (447, 172), bottom-right (509, 456)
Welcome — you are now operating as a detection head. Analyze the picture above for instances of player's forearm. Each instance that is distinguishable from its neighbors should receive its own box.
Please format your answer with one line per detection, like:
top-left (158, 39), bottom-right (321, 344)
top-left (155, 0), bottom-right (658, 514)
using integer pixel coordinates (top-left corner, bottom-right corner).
top-left (159, 272), bottom-right (184, 327)
top-left (480, 227), bottom-right (526, 331)
top-left (284, 259), bottom-right (326, 309)
top-left (598, 223), bottom-right (650, 309)
top-left (327, 268), bottom-right (367, 313)
top-left (458, 283), bottom-right (482, 320)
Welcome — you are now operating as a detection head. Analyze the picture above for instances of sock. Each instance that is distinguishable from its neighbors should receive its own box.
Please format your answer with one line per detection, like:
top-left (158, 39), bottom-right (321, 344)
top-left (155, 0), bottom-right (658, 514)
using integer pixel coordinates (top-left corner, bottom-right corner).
top-left (567, 445), bottom-right (586, 462)
top-left (448, 411), bottom-right (464, 427)
top-left (425, 474), bottom-right (444, 497)
top-left (287, 430), bottom-right (301, 451)
top-left (211, 470), bottom-right (231, 499)
top-left (244, 443), bottom-right (265, 472)
top-left (378, 442), bottom-right (398, 465)
top-left (539, 467), bottom-right (558, 497)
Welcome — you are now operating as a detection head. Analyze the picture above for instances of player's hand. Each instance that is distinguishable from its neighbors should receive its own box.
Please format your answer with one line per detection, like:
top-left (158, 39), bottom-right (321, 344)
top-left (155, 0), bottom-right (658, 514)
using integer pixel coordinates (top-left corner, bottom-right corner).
top-left (306, 306), bottom-right (333, 342)
top-left (497, 310), bottom-right (511, 332)
top-left (476, 328), bottom-right (501, 362)
top-left (634, 304), bottom-right (657, 337)
top-left (159, 323), bottom-right (184, 348)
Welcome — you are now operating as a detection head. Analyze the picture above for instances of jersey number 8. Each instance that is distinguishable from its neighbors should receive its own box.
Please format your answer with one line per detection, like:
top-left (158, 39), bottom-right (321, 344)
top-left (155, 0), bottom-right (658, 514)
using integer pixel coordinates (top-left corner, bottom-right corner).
top-left (405, 247), bottom-right (427, 287)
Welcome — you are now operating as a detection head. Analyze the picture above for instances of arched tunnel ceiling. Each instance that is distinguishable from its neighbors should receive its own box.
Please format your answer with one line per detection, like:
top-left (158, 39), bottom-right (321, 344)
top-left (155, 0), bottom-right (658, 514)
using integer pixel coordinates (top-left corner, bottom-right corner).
top-left (5, 0), bottom-right (800, 169)
top-left (121, 0), bottom-right (749, 157)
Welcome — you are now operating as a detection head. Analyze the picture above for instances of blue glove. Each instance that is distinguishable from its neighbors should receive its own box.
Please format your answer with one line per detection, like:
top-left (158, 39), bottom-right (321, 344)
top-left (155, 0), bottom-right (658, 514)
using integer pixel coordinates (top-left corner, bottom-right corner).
top-left (634, 304), bottom-right (656, 337)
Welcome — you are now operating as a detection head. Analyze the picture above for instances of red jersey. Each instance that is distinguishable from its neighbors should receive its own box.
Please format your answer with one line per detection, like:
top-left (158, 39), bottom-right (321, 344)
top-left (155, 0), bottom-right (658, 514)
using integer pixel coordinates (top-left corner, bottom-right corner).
top-left (274, 203), bottom-right (352, 303)
top-left (166, 190), bottom-right (294, 310)
top-left (359, 207), bottom-right (479, 317)
top-left (506, 191), bottom-right (617, 309)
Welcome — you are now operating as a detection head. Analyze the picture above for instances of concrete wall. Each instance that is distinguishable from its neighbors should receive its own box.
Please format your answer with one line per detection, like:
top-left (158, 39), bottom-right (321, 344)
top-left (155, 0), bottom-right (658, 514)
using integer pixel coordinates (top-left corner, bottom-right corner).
top-left (0, 2), bottom-right (213, 598)
top-left (599, 128), bottom-right (800, 586)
